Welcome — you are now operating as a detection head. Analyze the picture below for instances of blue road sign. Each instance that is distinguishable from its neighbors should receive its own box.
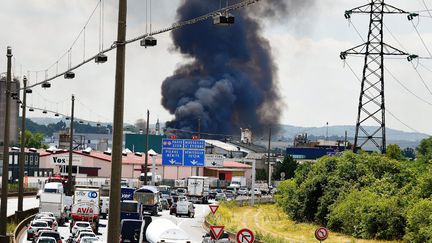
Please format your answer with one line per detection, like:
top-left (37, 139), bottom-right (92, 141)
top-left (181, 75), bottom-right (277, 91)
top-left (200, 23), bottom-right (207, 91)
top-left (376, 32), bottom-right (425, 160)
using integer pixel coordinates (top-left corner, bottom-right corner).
top-left (162, 139), bottom-right (184, 149)
top-left (183, 149), bottom-right (205, 167)
top-left (184, 139), bottom-right (206, 149)
top-left (162, 148), bottom-right (183, 166)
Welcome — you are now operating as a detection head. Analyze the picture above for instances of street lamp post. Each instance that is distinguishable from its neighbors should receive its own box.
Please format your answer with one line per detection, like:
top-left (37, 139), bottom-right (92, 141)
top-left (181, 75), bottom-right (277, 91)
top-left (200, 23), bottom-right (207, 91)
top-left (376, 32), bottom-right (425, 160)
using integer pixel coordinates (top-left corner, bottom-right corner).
top-left (17, 75), bottom-right (28, 220)
top-left (67, 95), bottom-right (75, 196)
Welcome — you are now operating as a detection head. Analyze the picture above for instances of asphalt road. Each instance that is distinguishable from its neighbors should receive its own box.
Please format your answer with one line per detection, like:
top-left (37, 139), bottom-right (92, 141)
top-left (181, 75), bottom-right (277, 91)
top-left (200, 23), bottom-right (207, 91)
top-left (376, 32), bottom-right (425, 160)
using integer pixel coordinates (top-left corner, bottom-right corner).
top-left (17, 202), bottom-right (212, 243)
top-left (5, 196), bottom-right (39, 216)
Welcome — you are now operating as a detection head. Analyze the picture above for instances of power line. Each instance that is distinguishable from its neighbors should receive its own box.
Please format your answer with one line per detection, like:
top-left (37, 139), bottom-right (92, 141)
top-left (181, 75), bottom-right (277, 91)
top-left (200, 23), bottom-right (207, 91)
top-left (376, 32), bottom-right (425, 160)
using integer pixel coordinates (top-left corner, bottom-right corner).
top-left (22, 0), bottom-right (261, 91)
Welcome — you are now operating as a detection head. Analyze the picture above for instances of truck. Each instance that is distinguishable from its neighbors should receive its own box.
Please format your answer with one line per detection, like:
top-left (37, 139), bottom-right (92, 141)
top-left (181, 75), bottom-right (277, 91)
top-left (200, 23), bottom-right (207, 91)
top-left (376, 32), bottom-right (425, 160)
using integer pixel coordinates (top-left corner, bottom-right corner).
top-left (70, 186), bottom-right (101, 233)
top-left (39, 188), bottom-right (67, 225)
top-left (99, 184), bottom-right (110, 219)
top-left (229, 176), bottom-right (247, 189)
top-left (134, 186), bottom-right (159, 216)
top-left (186, 176), bottom-right (209, 204)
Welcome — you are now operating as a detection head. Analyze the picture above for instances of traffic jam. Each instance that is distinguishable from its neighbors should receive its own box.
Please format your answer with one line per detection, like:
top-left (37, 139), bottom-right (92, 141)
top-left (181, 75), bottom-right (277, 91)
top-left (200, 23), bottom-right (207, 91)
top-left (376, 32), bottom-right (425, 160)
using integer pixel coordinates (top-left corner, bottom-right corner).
top-left (21, 174), bottom-right (268, 243)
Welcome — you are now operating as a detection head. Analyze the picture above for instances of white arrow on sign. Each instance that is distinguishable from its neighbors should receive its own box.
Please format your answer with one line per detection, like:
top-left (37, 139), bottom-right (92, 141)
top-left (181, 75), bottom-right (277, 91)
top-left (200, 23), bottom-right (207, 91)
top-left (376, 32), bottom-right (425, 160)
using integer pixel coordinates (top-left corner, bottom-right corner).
top-left (169, 159), bottom-right (177, 164)
top-left (191, 160), bottom-right (198, 165)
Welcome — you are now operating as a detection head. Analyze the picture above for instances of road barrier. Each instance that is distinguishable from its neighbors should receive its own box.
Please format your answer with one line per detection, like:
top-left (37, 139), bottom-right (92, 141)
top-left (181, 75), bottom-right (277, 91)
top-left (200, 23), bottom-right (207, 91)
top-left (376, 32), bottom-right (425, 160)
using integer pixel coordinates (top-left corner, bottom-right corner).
top-left (10, 208), bottom-right (38, 243)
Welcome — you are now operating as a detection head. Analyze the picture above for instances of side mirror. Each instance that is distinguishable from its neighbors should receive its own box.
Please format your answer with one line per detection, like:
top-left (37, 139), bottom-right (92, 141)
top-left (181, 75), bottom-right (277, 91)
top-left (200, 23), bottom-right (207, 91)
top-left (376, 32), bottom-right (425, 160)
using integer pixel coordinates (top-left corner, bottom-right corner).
top-left (61, 237), bottom-right (64, 239)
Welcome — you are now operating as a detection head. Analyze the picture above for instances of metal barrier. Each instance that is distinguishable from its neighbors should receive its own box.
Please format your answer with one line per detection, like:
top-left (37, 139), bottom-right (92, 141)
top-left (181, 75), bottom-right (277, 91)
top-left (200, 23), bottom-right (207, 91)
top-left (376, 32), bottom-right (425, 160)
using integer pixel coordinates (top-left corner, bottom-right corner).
top-left (10, 207), bottom-right (38, 243)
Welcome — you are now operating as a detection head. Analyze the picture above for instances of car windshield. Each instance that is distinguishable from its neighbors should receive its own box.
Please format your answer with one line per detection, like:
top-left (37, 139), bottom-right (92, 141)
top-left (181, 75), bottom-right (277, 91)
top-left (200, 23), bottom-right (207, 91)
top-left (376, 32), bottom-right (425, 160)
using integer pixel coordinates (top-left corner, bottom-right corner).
top-left (31, 222), bottom-right (48, 227)
top-left (76, 223), bottom-right (90, 227)
top-left (43, 188), bottom-right (58, 193)
top-left (39, 232), bottom-right (60, 239)
top-left (121, 201), bottom-right (138, 212)
top-left (37, 238), bottom-right (56, 243)
top-left (81, 238), bottom-right (99, 243)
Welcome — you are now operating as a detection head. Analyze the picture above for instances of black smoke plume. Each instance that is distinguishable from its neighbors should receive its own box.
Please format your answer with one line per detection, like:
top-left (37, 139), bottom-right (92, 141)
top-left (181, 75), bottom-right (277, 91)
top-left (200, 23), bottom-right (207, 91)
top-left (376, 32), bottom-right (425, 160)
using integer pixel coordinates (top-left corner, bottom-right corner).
top-left (161, 0), bottom-right (306, 137)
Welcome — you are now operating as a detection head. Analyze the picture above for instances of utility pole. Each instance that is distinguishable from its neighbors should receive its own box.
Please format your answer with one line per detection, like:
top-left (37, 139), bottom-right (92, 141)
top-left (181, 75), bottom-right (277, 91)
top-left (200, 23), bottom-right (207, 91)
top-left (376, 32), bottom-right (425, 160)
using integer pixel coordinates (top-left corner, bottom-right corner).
top-left (144, 109), bottom-right (149, 185)
top-left (107, 0), bottom-right (127, 241)
top-left (0, 46), bottom-right (12, 242)
top-left (267, 127), bottom-right (272, 187)
top-left (67, 95), bottom-right (75, 196)
top-left (17, 75), bottom-right (28, 218)
top-left (340, 0), bottom-right (411, 153)
top-left (196, 118), bottom-right (201, 176)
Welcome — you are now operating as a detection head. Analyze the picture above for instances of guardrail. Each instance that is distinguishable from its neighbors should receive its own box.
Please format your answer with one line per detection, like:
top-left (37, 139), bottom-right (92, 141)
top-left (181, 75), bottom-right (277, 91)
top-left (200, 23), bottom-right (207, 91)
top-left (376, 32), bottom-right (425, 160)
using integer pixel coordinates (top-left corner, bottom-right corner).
top-left (6, 207), bottom-right (39, 243)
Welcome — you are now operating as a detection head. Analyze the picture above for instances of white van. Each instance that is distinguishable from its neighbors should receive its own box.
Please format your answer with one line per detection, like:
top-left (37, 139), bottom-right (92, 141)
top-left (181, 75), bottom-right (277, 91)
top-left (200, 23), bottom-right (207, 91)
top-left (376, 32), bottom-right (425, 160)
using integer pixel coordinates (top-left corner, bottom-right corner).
top-left (43, 182), bottom-right (64, 194)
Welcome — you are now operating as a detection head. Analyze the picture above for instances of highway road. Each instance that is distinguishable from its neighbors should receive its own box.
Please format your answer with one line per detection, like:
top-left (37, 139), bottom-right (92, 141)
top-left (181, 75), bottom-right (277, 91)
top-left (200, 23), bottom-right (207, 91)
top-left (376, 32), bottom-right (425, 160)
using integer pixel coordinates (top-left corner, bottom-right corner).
top-left (3, 196), bottom-right (39, 217)
top-left (17, 202), bottom-right (212, 243)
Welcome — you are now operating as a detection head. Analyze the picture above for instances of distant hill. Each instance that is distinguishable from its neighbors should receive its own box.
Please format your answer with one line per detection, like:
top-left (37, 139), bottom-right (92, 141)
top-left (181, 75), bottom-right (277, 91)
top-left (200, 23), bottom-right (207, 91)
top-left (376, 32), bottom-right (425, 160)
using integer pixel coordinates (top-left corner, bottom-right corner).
top-left (276, 125), bottom-right (429, 142)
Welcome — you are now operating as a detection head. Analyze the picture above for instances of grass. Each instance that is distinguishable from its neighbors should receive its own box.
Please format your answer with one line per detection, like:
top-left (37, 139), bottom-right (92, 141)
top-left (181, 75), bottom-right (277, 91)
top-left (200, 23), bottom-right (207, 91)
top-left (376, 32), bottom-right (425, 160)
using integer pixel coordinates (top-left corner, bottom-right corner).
top-left (207, 202), bottom-right (401, 243)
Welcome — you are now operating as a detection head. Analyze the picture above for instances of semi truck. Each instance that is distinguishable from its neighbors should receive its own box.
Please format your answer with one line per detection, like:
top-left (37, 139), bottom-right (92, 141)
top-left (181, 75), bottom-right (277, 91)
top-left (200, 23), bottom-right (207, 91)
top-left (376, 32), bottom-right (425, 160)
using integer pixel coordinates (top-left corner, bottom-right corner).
top-left (187, 176), bottom-right (209, 204)
top-left (70, 186), bottom-right (101, 233)
top-left (39, 183), bottom-right (67, 225)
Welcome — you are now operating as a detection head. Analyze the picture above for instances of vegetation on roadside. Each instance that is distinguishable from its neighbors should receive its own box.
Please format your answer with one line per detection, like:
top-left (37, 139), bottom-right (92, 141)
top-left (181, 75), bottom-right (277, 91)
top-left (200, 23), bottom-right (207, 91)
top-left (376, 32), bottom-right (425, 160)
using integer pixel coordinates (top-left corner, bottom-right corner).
top-left (207, 202), bottom-right (398, 243)
top-left (7, 223), bottom-right (16, 234)
top-left (275, 137), bottom-right (432, 242)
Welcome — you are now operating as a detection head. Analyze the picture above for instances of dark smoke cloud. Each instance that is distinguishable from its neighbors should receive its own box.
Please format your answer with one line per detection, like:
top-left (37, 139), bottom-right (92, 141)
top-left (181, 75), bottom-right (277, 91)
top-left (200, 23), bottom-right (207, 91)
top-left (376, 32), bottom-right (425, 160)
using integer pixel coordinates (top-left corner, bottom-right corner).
top-left (161, 0), bottom-right (311, 137)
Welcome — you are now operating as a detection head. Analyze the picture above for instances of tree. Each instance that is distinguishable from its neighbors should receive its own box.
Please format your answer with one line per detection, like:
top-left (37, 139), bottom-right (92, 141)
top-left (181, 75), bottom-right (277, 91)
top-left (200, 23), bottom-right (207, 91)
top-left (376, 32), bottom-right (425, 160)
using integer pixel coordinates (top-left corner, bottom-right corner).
top-left (272, 155), bottom-right (297, 180)
top-left (417, 137), bottom-right (432, 162)
top-left (20, 130), bottom-right (46, 149)
top-left (386, 144), bottom-right (404, 161)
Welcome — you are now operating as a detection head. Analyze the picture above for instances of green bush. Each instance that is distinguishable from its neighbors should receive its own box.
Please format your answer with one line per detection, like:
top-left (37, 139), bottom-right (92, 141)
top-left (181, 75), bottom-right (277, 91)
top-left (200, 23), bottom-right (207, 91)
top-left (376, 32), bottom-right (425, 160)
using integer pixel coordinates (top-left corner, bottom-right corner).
top-left (405, 199), bottom-right (432, 243)
top-left (328, 190), bottom-right (405, 240)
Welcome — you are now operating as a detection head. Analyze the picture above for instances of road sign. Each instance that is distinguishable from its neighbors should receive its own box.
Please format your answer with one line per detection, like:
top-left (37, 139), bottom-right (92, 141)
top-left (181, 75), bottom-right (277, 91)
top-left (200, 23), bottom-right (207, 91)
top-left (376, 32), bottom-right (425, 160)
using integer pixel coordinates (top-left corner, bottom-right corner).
top-left (314, 227), bottom-right (329, 241)
top-left (184, 139), bottom-right (205, 149)
top-left (162, 138), bottom-right (206, 167)
top-left (162, 149), bottom-right (183, 166)
top-left (205, 154), bottom-right (224, 167)
top-left (184, 149), bottom-right (205, 166)
top-left (209, 204), bottom-right (219, 215)
top-left (236, 228), bottom-right (255, 243)
top-left (210, 226), bottom-right (225, 240)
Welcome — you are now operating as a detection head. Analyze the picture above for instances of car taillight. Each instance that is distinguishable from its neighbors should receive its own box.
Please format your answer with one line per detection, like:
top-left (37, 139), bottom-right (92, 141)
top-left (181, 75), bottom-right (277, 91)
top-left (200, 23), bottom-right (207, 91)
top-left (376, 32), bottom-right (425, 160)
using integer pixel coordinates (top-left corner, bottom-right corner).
top-left (58, 240), bottom-right (62, 243)
top-left (28, 226), bottom-right (32, 230)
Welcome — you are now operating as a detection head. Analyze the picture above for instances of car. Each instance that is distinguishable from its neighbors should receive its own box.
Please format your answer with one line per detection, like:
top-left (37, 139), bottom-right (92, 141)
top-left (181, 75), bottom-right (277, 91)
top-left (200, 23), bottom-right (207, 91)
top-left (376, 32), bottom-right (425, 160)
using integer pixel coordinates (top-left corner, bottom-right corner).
top-left (73, 229), bottom-right (94, 241)
top-left (202, 231), bottom-right (231, 243)
top-left (120, 219), bottom-right (144, 243)
top-left (39, 217), bottom-right (58, 231)
top-left (79, 237), bottom-right (100, 243)
top-left (35, 212), bottom-right (56, 220)
top-left (208, 189), bottom-right (217, 200)
top-left (34, 230), bottom-right (63, 243)
top-left (169, 202), bottom-right (177, 215)
top-left (215, 193), bottom-right (226, 201)
top-left (225, 190), bottom-right (236, 199)
top-left (36, 236), bottom-right (57, 243)
top-left (27, 220), bottom-right (49, 241)
top-left (74, 231), bottom-right (96, 243)
top-left (249, 188), bottom-right (262, 196)
top-left (160, 198), bottom-right (170, 210)
top-left (177, 188), bottom-right (187, 196)
top-left (237, 188), bottom-right (249, 196)
top-left (32, 227), bottom-right (53, 242)
top-left (176, 201), bottom-right (195, 218)
top-left (160, 193), bottom-right (173, 206)
top-left (71, 221), bottom-right (92, 236)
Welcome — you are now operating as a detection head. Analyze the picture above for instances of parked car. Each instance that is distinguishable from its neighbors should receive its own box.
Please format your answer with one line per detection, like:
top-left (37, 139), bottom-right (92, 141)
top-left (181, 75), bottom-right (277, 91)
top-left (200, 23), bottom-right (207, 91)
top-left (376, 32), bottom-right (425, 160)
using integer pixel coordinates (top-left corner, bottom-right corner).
top-left (202, 231), bottom-right (231, 243)
top-left (215, 193), bottom-right (226, 201)
top-left (36, 236), bottom-right (57, 243)
top-left (34, 230), bottom-right (63, 243)
top-left (27, 220), bottom-right (49, 241)
top-left (71, 221), bottom-right (92, 236)
top-left (237, 188), bottom-right (249, 196)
